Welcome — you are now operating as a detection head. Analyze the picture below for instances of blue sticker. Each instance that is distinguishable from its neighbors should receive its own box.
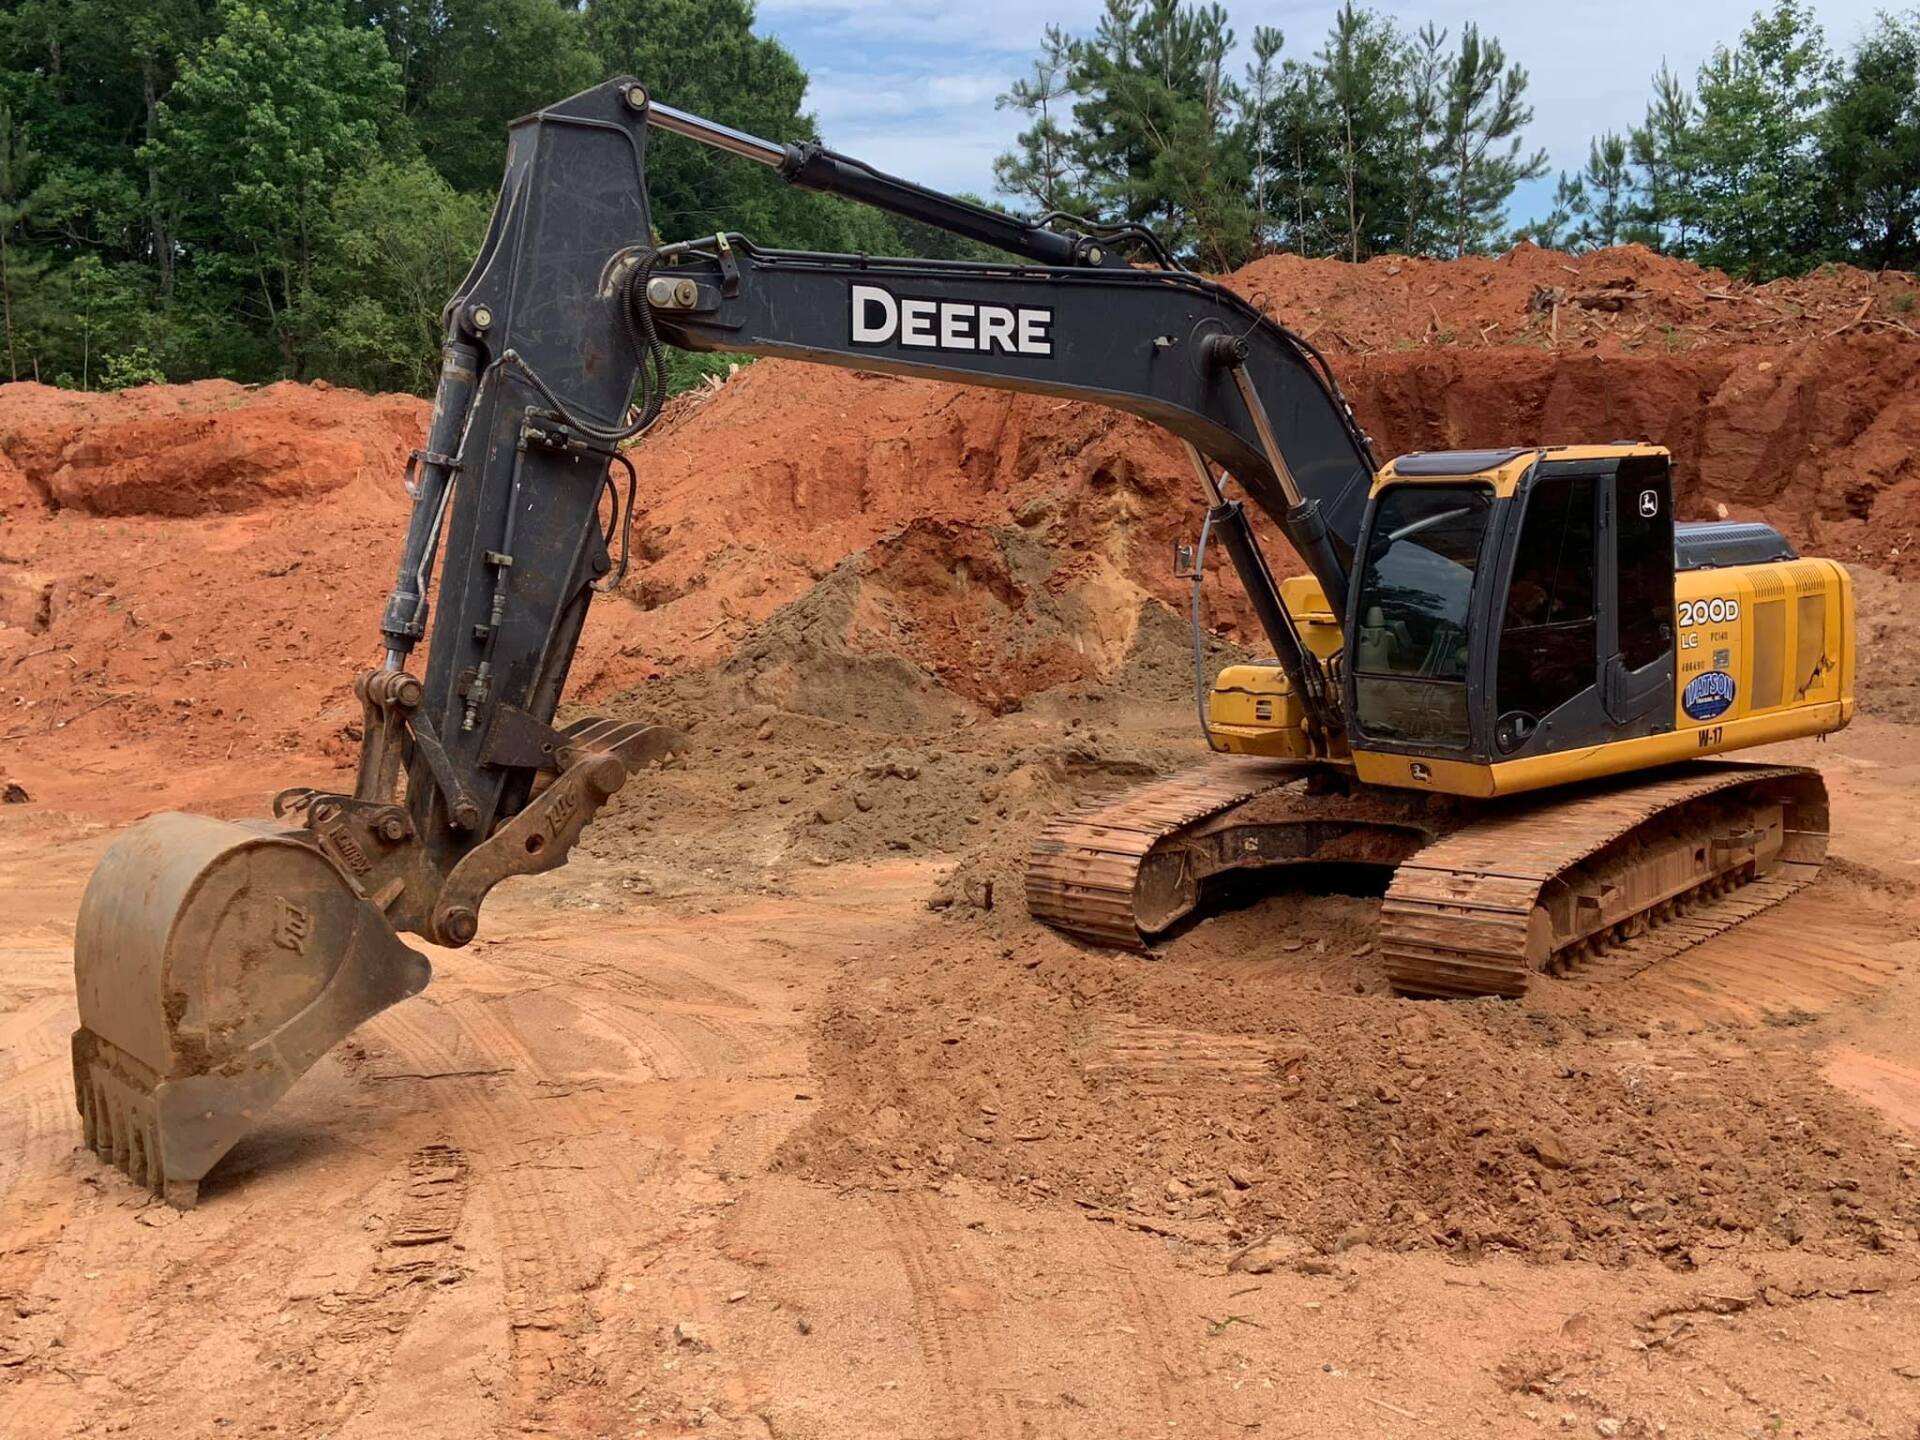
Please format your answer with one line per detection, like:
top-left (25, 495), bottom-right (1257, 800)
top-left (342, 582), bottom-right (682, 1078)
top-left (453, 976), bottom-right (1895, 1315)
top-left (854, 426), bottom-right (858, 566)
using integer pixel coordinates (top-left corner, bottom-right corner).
top-left (1683, 670), bottom-right (1737, 721)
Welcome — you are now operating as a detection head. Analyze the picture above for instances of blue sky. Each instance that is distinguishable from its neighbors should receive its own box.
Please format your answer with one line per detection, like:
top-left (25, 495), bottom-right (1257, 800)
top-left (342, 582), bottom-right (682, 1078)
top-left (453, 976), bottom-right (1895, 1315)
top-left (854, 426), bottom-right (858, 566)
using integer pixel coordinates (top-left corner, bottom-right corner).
top-left (753, 0), bottom-right (1892, 235)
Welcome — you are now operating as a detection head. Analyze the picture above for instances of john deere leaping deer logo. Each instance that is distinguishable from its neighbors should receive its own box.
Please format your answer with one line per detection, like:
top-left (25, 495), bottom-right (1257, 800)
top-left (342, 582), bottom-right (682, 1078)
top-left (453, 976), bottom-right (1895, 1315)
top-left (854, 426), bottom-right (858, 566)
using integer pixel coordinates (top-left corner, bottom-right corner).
top-left (273, 897), bottom-right (314, 955)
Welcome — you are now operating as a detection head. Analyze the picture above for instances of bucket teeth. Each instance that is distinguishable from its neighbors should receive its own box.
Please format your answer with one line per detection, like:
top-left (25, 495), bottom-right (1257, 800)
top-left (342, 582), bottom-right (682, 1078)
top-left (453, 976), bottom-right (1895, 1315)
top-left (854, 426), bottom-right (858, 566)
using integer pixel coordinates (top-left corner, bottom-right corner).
top-left (74, 1048), bottom-right (169, 1200)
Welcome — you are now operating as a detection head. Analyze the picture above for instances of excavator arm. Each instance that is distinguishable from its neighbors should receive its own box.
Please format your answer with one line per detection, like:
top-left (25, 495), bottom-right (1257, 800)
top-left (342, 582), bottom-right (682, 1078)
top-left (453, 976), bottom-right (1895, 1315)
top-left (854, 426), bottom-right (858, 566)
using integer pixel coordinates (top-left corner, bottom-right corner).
top-left (71, 77), bottom-right (1380, 1205)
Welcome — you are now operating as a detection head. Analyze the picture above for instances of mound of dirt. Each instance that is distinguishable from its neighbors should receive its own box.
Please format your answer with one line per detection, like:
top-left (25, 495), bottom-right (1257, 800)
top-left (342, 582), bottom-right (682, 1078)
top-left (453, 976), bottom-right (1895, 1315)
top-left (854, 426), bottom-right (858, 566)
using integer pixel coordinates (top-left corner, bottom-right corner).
top-left (0, 379), bottom-right (426, 517)
top-left (783, 873), bottom-right (1920, 1268)
top-left (0, 381), bottom-right (421, 810)
top-left (1235, 242), bottom-right (1918, 356)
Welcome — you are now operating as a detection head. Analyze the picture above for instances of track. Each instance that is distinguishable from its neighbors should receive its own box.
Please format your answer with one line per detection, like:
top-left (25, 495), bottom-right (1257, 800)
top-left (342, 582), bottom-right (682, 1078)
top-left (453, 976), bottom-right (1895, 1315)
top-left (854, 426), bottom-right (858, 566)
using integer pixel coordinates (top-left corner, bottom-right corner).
top-left (1379, 763), bottom-right (1828, 997)
top-left (1028, 759), bottom-right (1829, 1000)
top-left (1026, 757), bottom-right (1444, 948)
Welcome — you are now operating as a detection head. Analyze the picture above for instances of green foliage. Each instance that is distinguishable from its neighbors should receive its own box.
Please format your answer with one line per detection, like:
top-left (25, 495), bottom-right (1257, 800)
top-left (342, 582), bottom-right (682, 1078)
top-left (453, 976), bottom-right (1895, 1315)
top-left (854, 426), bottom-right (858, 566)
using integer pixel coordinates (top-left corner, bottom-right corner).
top-left (1069, 0), bottom-right (1253, 269)
top-left (997, 3), bottom-right (1549, 264)
top-left (1578, 131), bottom-right (1631, 250)
top-left (1817, 12), bottom-right (1920, 270)
top-left (586, 0), bottom-right (869, 254)
top-left (305, 159), bottom-right (492, 393)
top-left (1514, 170), bottom-right (1588, 251)
top-left (1314, 3), bottom-right (1409, 260)
top-left (101, 345), bottom-right (170, 389)
top-left (1531, 2), bottom-right (1916, 277)
top-left (359, 0), bottom-right (599, 194)
top-left (995, 26), bottom-right (1088, 218)
top-left (0, 0), bottom-right (1906, 401)
top-left (665, 348), bottom-right (752, 396)
top-left (150, 0), bottom-right (405, 366)
top-left (1438, 23), bottom-right (1547, 256)
top-left (1686, 0), bottom-right (1833, 278)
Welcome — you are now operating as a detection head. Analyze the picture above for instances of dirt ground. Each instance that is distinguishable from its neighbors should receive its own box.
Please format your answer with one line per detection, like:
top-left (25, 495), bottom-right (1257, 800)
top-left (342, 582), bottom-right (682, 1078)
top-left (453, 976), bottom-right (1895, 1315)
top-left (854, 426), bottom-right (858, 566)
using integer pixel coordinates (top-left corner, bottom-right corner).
top-left (5, 245), bottom-right (1920, 1439)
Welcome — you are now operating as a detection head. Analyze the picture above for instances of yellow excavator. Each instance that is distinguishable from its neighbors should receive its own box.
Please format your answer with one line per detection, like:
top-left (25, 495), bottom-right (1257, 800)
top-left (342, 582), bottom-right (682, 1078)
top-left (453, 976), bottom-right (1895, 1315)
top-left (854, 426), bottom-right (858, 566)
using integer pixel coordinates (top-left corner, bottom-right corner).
top-left (69, 81), bottom-right (1852, 1206)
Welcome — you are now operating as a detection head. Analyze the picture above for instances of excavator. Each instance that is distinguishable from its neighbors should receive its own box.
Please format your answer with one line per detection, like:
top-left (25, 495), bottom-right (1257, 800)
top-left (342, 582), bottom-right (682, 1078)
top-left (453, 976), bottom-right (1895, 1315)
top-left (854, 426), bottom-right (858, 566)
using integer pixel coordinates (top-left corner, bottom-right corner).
top-left (69, 80), bottom-right (1853, 1207)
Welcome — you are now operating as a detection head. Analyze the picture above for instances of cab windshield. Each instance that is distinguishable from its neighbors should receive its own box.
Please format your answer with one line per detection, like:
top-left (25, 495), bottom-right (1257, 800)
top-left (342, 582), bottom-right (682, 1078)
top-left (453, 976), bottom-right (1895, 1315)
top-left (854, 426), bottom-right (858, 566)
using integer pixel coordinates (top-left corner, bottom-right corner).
top-left (1350, 484), bottom-right (1493, 748)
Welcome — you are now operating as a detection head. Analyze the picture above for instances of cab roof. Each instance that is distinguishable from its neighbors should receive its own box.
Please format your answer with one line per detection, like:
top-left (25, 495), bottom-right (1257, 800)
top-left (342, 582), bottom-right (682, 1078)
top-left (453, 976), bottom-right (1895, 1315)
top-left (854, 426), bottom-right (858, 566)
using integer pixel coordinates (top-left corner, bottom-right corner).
top-left (1375, 443), bottom-right (1668, 495)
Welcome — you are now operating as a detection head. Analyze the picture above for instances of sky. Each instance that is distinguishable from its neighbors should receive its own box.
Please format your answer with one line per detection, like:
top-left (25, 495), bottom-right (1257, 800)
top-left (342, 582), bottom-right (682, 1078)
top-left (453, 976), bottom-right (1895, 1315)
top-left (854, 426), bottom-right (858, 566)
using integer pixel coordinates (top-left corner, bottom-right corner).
top-left (751, 0), bottom-right (1893, 232)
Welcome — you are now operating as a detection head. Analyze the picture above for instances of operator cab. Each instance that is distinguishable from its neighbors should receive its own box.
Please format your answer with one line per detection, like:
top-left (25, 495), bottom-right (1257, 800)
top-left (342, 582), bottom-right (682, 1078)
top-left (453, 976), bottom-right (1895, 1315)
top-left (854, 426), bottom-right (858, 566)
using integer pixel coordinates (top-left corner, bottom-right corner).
top-left (1344, 444), bottom-right (1679, 766)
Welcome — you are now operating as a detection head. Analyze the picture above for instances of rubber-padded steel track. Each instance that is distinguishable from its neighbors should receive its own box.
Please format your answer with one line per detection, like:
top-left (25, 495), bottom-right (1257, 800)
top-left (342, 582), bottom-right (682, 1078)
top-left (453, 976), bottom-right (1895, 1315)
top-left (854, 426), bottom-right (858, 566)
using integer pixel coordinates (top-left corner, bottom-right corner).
top-left (1378, 762), bottom-right (1828, 999)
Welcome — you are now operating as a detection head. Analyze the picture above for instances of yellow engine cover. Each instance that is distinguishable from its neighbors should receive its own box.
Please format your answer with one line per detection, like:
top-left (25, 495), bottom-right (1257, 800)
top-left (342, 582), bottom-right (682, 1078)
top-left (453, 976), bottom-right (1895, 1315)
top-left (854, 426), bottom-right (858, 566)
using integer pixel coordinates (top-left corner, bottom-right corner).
top-left (1203, 574), bottom-right (1348, 758)
top-left (1207, 663), bottom-right (1313, 757)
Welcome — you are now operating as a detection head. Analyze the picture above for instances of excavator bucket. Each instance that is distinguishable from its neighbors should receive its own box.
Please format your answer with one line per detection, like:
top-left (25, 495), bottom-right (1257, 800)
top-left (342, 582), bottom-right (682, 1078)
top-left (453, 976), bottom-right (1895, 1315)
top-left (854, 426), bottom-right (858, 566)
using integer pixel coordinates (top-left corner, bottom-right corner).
top-left (70, 812), bottom-right (430, 1208)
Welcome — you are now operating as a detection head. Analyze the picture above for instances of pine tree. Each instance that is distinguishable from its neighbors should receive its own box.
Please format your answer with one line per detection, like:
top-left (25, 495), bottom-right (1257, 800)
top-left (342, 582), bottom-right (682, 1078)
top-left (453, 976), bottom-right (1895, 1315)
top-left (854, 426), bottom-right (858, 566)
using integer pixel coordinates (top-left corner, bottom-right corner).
top-left (1399, 22), bottom-right (1450, 255)
top-left (994, 25), bottom-right (1086, 217)
top-left (1025, 0), bottom-right (1252, 267)
top-left (1317, 2), bottom-right (1405, 261)
top-left (1516, 171), bottom-right (1589, 251)
top-left (1577, 131), bottom-right (1631, 249)
top-left (1238, 24), bottom-right (1284, 253)
top-left (1438, 23), bottom-right (1548, 256)
top-left (1628, 65), bottom-right (1700, 250)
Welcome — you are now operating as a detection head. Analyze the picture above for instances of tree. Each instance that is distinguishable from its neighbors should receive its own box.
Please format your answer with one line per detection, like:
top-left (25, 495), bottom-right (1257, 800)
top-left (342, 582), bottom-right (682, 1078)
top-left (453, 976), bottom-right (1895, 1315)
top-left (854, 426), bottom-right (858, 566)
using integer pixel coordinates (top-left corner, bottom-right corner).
top-left (1065, 0), bottom-right (1253, 268)
top-left (1516, 170), bottom-right (1589, 251)
top-left (1438, 22), bottom-right (1547, 256)
top-left (1627, 64), bottom-right (1700, 250)
top-left (995, 24), bottom-right (1086, 217)
top-left (1399, 22), bottom-right (1450, 255)
top-left (1686, 0), bottom-right (1833, 277)
top-left (1577, 131), bottom-right (1631, 249)
top-left (0, 104), bottom-right (49, 380)
top-left (306, 159), bottom-right (491, 393)
top-left (363, 0), bottom-right (597, 194)
top-left (1316, 2), bottom-right (1406, 261)
top-left (584, 0), bottom-right (864, 252)
top-left (150, 0), bottom-right (404, 371)
top-left (1818, 12), bottom-right (1920, 269)
top-left (1266, 58), bottom-right (1339, 256)
top-left (1237, 24), bottom-right (1284, 253)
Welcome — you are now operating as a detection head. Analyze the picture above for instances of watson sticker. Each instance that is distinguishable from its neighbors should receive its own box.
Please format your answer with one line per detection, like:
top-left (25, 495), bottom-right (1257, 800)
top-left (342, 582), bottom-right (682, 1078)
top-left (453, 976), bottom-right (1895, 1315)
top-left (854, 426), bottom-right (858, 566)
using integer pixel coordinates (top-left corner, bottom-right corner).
top-left (1683, 670), bottom-right (1737, 721)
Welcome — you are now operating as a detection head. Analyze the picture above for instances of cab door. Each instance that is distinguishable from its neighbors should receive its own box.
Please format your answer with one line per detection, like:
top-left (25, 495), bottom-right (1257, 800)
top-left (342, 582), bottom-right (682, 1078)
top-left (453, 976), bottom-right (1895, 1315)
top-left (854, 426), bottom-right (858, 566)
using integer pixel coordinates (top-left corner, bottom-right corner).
top-left (1489, 464), bottom-right (1602, 756)
top-left (1489, 456), bottom-right (1675, 758)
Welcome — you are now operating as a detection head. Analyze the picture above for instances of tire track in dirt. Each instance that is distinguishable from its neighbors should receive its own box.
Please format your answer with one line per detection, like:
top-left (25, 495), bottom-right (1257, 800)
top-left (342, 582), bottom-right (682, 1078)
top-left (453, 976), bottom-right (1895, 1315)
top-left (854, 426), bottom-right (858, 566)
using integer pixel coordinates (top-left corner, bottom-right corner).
top-left (1089, 1225), bottom-right (1222, 1432)
top-left (872, 1191), bottom-right (1022, 1440)
top-left (370, 1001), bottom-right (618, 1435)
top-left (1590, 888), bottom-right (1906, 1027)
top-left (295, 1143), bottom-right (476, 1436)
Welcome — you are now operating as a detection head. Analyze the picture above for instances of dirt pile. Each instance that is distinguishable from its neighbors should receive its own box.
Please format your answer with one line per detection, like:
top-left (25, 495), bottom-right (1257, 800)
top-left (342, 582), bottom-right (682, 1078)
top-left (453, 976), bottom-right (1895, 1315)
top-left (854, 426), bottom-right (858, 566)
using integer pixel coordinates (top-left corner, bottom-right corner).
top-left (0, 381), bottom-right (422, 811)
top-left (0, 378), bottom-right (425, 517)
top-left (1236, 242), bottom-right (1918, 356)
top-left (784, 870), bottom-right (1920, 1268)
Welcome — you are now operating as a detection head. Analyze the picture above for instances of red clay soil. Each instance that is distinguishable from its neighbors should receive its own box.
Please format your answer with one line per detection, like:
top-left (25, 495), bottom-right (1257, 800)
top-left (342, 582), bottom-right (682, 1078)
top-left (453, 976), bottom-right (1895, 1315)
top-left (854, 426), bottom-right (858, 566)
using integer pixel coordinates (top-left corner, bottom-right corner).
top-left (4, 244), bottom-right (1919, 801)
top-left (1234, 240), bottom-right (1919, 355)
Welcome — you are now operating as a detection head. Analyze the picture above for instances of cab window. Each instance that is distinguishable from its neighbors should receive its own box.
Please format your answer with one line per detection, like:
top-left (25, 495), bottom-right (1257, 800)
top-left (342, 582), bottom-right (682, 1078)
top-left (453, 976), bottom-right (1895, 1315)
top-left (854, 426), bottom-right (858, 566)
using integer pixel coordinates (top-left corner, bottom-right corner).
top-left (1351, 484), bottom-right (1493, 748)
